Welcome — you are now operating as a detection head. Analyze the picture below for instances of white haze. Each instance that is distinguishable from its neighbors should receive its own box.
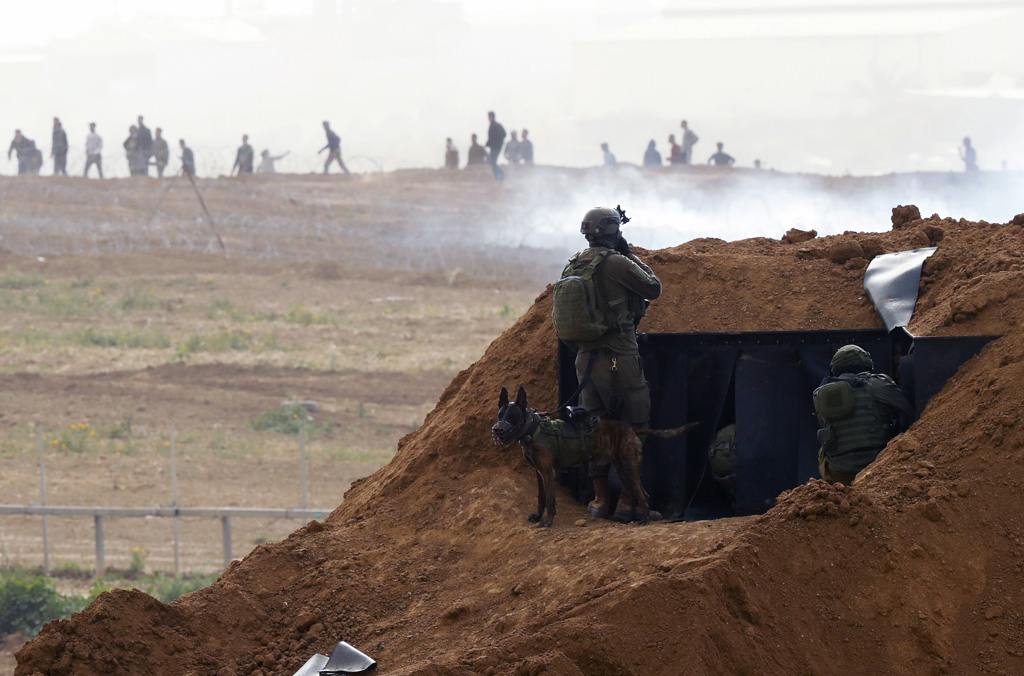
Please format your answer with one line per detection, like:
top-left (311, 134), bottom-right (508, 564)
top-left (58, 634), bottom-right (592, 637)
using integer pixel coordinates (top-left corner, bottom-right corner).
top-left (3, 0), bottom-right (1024, 251)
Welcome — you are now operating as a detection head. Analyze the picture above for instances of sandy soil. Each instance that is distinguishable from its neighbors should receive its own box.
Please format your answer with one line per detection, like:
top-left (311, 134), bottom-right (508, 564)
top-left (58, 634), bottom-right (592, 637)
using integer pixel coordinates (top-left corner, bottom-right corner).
top-left (10, 170), bottom-right (1024, 676)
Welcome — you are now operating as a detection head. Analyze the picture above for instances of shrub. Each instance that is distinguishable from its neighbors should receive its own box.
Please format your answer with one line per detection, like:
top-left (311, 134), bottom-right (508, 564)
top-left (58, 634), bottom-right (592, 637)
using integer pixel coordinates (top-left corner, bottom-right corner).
top-left (251, 403), bottom-right (314, 435)
top-left (0, 574), bottom-right (87, 637)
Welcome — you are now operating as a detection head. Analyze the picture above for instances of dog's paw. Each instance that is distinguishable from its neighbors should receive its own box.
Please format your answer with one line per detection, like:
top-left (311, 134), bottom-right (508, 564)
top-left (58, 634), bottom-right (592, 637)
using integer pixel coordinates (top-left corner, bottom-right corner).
top-left (634, 517), bottom-right (651, 527)
top-left (536, 519), bottom-right (553, 528)
top-left (527, 512), bottom-right (542, 522)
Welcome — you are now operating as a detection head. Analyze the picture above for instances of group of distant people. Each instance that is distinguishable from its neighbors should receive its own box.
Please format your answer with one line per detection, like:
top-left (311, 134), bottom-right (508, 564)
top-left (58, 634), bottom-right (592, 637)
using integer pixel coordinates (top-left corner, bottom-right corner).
top-left (444, 111), bottom-right (533, 181)
top-left (605, 119), bottom-right (747, 170)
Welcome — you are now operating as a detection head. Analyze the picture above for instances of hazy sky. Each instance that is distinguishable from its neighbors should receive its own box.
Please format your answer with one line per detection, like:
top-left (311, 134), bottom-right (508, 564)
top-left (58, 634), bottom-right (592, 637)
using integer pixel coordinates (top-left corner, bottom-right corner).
top-left (3, 0), bottom-right (1024, 177)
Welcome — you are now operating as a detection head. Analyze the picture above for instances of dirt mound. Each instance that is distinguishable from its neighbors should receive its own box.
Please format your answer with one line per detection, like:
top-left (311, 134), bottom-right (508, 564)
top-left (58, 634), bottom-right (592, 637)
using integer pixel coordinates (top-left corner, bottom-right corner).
top-left (17, 211), bottom-right (1024, 676)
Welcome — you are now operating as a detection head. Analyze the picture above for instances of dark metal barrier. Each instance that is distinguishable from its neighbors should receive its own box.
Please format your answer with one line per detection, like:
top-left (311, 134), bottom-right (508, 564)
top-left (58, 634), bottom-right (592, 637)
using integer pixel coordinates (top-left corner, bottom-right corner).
top-left (557, 330), bottom-right (998, 520)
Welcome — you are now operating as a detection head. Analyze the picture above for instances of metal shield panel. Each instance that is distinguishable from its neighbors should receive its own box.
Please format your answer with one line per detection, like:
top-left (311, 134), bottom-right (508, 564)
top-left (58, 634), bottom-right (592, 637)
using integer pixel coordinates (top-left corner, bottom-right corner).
top-left (863, 247), bottom-right (937, 331)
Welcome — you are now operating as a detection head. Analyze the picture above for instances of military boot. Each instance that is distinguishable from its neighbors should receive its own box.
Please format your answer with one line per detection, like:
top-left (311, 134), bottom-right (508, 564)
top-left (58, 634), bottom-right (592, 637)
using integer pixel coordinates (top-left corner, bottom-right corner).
top-left (613, 487), bottom-right (663, 523)
top-left (588, 477), bottom-right (614, 519)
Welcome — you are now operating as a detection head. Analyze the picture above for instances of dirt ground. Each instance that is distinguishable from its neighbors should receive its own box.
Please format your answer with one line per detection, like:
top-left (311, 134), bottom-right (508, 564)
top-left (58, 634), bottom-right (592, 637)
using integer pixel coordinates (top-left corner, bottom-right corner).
top-left (9, 170), bottom-right (1024, 676)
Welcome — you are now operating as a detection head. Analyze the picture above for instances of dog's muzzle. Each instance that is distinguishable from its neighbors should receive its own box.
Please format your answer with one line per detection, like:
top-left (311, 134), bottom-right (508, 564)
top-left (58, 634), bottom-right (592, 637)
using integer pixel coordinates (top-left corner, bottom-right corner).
top-left (491, 420), bottom-right (518, 446)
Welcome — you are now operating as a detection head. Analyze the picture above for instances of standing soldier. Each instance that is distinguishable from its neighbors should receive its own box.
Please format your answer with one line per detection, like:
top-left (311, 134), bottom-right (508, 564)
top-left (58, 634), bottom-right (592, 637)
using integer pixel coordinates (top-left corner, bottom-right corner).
top-left (319, 121), bottom-right (350, 175)
top-left (152, 127), bottom-right (170, 178)
top-left (179, 139), bottom-right (196, 178)
top-left (232, 134), bottom-right (254, 175)
top-left (520, 129), bottom-right (534, 164)
top-left (554, 206), bottom-right (662, 520)
top-left (136, 115), bottom-right (153, 176)
top-left (485, 111), bottom-right (506, 181)
top-left (84, 122), bottom-right (103, 178)
top-left (813, 345), bottom-right (913, 485)
top-left (51, 117), bottom-right (68, 175)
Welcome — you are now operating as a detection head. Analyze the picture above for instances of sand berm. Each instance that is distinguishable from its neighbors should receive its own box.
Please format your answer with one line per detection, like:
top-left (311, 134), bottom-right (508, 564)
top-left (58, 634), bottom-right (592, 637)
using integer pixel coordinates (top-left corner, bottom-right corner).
top-left (16, 206), bottom-right (1024, 676)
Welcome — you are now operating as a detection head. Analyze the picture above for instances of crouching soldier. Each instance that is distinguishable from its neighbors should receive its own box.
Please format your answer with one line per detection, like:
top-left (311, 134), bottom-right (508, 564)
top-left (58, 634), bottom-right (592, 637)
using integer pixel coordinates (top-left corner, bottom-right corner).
top-left (813, 345), bottom-right (914, 485)
top-left (553, 206), bottom-right (662, 520)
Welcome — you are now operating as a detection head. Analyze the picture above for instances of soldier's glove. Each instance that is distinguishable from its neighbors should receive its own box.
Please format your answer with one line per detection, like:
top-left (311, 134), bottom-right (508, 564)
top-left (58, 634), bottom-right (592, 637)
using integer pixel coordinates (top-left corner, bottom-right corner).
top-left (614, 235), bottom-right (632, 257)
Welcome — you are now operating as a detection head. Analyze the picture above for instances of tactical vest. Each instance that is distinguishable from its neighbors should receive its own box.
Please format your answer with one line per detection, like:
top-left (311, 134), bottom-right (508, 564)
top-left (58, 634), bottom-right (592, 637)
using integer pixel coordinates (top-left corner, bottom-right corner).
top-left (525, 409), bottom-right (596, 469)
top-left (813, 375), bottom-right (889, 463)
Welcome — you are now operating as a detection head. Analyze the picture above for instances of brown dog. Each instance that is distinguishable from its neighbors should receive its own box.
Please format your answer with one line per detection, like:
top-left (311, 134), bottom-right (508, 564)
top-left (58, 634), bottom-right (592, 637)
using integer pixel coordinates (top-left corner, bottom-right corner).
top-left (492, 386), bottom-right (695, 527)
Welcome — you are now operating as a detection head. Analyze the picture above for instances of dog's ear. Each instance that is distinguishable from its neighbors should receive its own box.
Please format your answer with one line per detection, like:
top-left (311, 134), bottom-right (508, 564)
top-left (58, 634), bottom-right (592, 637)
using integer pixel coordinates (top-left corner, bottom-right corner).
top-left (517, 386), bottom-right (528, 410)
top-left (499, 387), bottom-right (509, 409)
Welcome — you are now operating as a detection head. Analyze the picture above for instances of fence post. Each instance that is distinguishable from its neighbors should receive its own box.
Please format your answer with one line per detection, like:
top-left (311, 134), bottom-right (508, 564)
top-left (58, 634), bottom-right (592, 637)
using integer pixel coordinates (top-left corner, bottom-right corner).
top-left (94, 515), bottom-right (105, 577)
top-left (171, 426), bottom-right (180, 578)
top-left (38, 430), bottom-right (49, 576)
top-left (300, 431), bottom-right (308, 510)
top-left (221, 516), bottom-right (232, 570)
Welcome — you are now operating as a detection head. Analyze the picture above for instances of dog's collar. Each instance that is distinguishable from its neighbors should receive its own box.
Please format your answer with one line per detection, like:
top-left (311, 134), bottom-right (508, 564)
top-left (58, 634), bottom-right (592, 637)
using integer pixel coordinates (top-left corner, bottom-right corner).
top-left (517, 410), bottom-right (542, 444)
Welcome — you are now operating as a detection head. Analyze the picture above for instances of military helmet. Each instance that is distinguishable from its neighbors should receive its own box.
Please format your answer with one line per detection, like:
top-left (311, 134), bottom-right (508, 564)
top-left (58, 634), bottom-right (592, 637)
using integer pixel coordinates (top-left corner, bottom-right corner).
top-left (830, 345), bottom-right (873, 374)
top-left (580, 206), bottom-right (621, 236)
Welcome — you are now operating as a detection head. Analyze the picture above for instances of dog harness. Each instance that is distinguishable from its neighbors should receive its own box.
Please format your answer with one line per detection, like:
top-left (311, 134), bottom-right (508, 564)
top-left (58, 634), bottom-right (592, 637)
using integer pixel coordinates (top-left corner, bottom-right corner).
top-left (520, 408), bottom-right (597, 470)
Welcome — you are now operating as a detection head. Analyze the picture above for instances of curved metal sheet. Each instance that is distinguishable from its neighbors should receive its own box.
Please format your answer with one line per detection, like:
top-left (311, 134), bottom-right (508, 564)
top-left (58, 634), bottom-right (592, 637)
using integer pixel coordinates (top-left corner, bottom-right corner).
top-left (863, 247), bottom-right (937, 331)
top-left (320, 641), bottom-right (377, 675)
top-left (293, 654), bottom-right (330, 676)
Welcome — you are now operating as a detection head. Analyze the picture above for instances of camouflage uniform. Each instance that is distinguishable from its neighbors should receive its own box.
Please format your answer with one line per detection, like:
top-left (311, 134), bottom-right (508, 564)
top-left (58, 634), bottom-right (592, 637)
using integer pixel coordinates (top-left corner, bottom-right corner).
top-left (570, 246), bottom-right (661, 477)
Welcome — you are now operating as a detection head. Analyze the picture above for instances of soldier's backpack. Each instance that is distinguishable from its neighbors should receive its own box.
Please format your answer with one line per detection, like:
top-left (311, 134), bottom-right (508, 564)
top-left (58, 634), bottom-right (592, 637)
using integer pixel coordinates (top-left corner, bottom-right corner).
top-left (551, 250), bottom-right (612, 343)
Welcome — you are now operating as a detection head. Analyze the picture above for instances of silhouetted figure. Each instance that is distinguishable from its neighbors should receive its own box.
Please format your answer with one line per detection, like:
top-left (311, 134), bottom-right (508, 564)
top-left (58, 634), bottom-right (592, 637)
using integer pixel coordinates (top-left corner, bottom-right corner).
top-left (445, 138), bottom-right (459, 169)
top-left (708, 142), bottom-right (735, 167)
top-left (257, 149), bottom-right (289, 173)
top-left (520, 129), bottom-right (534, 164)
top-left (643, 140), bottom-right (661, 167)
top-left (320, 121), bottom-right (350, 175)
top-left (124, 125), bottom-right (146, 176)
top-left (232, 134), bottom-right (254, 175)
top-left (680, 120), bottom-right (699, 164)
top-left (504, 130), bottom-right (521, 164)
top-left (960, 137), bottom-right (978, 173)
top-left (153, 127), bottom-right (169, 177)
top-left (51, 118), bottom-right (68, 175)
top-left (754, 159), bottom-right (763, 170)
top-left (136, 116), bottom-right (152, 176)
top-left (667, 134), bottom-right (682, 165)
top-left (466, 133), bottom-right (487, 166)
top-left (7, 130), bottom-right (36, 175)
top-left (179, 139), bottom-right (195, 177)
top-left (486, 111), bottom-right (506, 181)
top-left (84, 122), bottom-right (103, 178)
top-left (601, 142), bottom-right (616, 166)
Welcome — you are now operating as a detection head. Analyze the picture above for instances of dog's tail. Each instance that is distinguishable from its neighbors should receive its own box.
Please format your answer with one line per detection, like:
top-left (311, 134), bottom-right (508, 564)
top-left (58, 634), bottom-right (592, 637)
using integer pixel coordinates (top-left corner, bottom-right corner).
top-left (634, 421), bottom-right (699, 439)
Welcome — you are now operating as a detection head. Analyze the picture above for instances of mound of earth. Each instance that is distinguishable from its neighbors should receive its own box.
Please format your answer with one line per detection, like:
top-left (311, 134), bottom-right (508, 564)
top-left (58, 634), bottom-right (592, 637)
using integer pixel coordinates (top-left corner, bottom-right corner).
top-left (17, 209), bottom-right (1024, 676)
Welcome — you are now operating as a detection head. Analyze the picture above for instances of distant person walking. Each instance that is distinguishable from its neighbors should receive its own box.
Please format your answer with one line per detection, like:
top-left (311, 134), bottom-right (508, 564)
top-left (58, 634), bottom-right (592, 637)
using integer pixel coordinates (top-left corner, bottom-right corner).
top-left (667, 134), bottom-right (682, 165)
top-left (601, 142), bottom-right (616, 166)
top-left (466, 133), bottom-right (487, 166)
top-left (708, 142), bottom-right (735, 167)
top-left (960, 137), bottom-right (978, 173)
top-left (84, 122), bottom-right (103, 178)
top-left (445, 138), bottom-right (459, 169)
top-left (520, 129), bottom-right (534, 164)
top-left (136, 116), bottom-right (153, 176)
top-left (680, 120), bottom-right (699, 164)
top-left (232, 134), bottom-right (254, 175)
top-left (486, 111), bottom-right (506, 181)
top-left (257, 149), bottom-right (289, 173)
top-left (643, 139), bottom-right (662, 167)
top-left (51, 117), bottom-right (68, 175)
top-left (504, 130), bottom-right (521, 164)
top-left (319, 121), bottom-right (350, 175)
top-left (7, 130), bottom-right (36, 175)
top-left (179, 139), bottom-right (195, 177)
top-left (152, 127), bottom-right (169, 177)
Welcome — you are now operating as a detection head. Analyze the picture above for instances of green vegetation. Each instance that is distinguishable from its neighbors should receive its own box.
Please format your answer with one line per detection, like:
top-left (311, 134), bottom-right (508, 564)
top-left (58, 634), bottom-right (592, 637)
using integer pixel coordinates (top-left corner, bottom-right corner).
top-left (284, 305), bottom-right (335, 325)
top-left (69, 327), bottom-right (172, 349)
top-left (0, 565), bottom-right (219, 637)
top-left (0, 268), bottom-right (45, 290)
top-left (251, 403), bottom-right (317, 436)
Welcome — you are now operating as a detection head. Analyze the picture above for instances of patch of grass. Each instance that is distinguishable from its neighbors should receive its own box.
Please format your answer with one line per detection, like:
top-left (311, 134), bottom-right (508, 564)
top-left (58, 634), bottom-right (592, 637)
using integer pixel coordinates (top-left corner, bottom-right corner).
top-left (116, 289), bottom-right (158, 313)
top-left (176, 329), bottom-right (252, 358)
top-left (68, 327), bottom-right (172, 349)
top-left (69, 275), bottom-right (95, 289)
top-left (0, 268), bottom-right (45, 290)
top-left (284, 305), bottom-right (335, 326)
top-left (251, 403), bottom-right (316, 436)
top-left (51, 423), bottom-right (95, 453)
top-left (498, 303), bottom-right (517, 317)
top-left (0, 568), bottom-right (90, 638)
